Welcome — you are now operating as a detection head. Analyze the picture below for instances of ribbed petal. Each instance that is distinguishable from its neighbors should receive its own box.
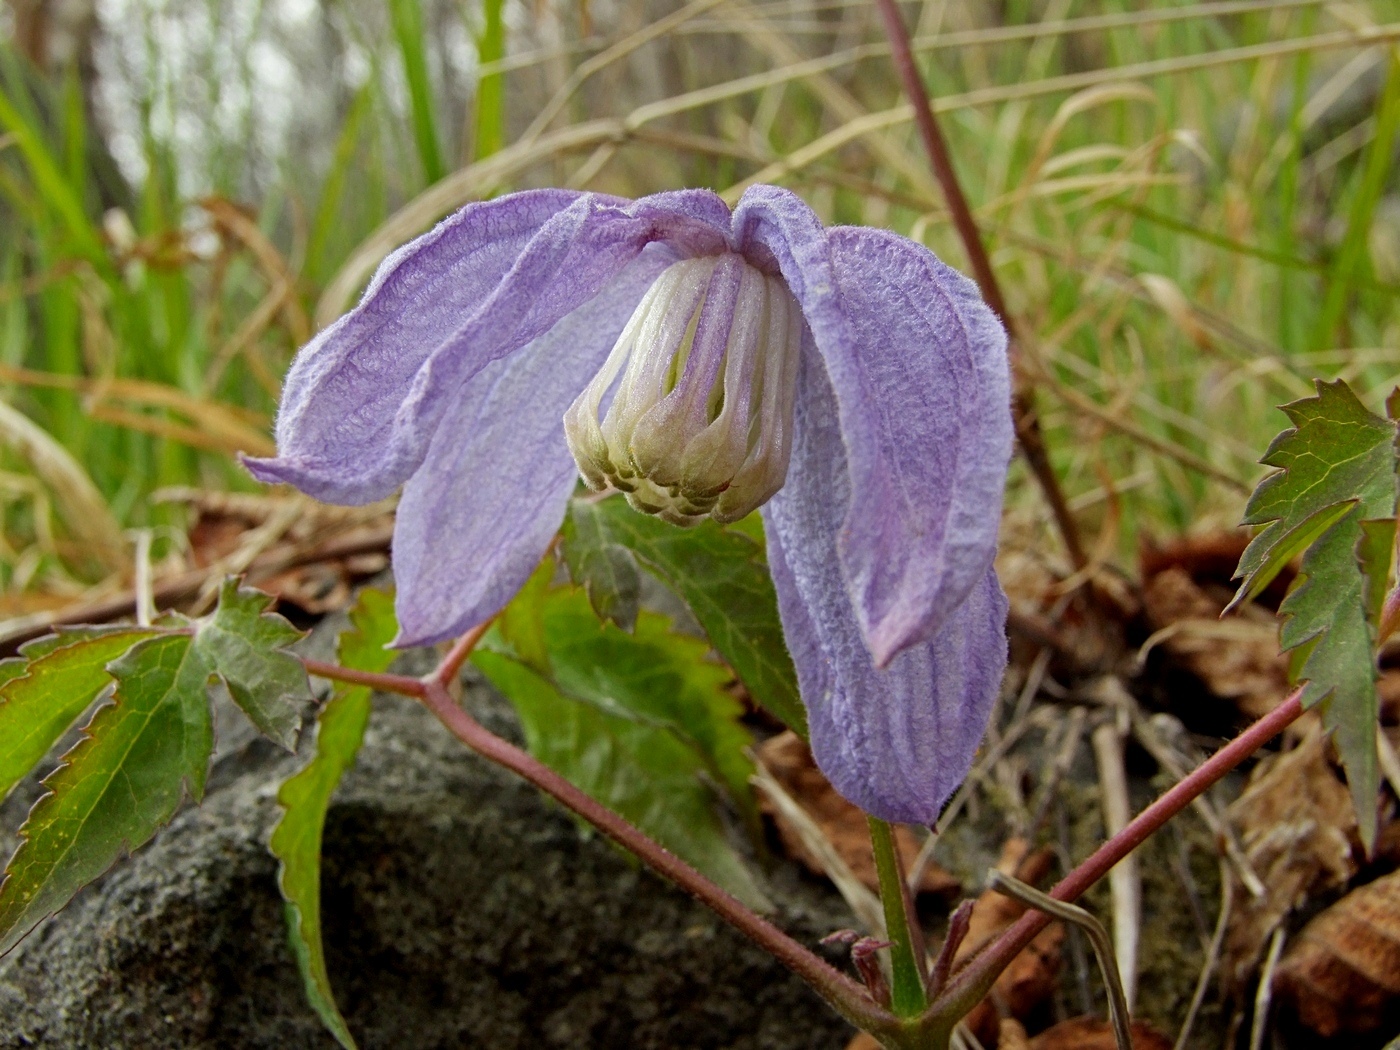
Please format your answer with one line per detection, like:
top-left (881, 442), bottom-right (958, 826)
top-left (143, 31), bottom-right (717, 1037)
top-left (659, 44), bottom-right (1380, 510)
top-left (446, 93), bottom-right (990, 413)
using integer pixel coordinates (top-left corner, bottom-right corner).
top-left (762, 346), bottom-right (1008, 825)
top-left (391, 251), bottom-right (667, 646)
top-left (734, 186), bottom-right (1012, 667)
top-left (246, 189), bottom-right (733, 504)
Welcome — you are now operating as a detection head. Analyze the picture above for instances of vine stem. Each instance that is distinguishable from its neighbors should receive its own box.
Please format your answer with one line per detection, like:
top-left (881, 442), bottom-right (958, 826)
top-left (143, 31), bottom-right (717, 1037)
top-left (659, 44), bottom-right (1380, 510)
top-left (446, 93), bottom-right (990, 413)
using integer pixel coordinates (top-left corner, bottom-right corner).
top-left (871, 0), bottom-right (1086, 569)
top-left (929, 689), bottom-right (1306, 1021)
top-left (302, 633), bottom-right (899, 1039)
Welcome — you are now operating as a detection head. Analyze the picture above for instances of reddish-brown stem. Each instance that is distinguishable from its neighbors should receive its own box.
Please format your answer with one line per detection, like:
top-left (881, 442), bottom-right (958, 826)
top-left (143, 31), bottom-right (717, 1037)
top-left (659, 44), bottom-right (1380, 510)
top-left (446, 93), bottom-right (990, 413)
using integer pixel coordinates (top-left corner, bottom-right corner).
top-left (872, 0), bottom-right (1086, 570)
top-left (306, 631), bottom-right (898, 1037)
top-left (416, 678), bottom-right (896, 1035)
top-left (302, 658), bottom-right (426, 697)
top-left (431, 621), bottom-right (493, 685)
top-left (930, 689), bottom-right (1306, 1021)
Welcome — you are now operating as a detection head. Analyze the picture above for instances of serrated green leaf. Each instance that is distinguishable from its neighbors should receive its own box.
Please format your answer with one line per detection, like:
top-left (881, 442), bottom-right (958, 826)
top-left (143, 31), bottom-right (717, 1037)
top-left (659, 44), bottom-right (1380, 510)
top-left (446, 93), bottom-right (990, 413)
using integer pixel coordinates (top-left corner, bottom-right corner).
top-left (1231, 380), bottom-right (1399, 609)
top-left (271, 588), bottom-right (398, 1050)
top-left (533, 585), bottom-right (757, 829)
top-left (1278, 507), bottom-right (1383, 849)
top-left (0, 628), bottom-right (160, 802)
top-left (561, 508), bottom-right (641, 632)
top-left (474, 648), bottom-right (770, 911)
top-left (0, 633), bottom-right (213, 955)
top-left (193, 579), bottom-right (311, 749)
top-left (568, 496), bottom-right (805, 736)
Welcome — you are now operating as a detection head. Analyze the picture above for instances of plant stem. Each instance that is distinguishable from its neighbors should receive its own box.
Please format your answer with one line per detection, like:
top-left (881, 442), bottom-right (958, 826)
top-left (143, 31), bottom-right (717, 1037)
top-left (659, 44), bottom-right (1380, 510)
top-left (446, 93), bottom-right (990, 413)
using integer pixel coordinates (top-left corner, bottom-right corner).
top-left (302, 658), bottom-right (426, 697)
top-left (871, 0), bottom-right (1086, 570)
top-left (930, 689), bottom-right (1305, 1021)
top-left (416, 677), bottom-right (896, 1035)
top-left (869, 817), bottom-right (927, 1017)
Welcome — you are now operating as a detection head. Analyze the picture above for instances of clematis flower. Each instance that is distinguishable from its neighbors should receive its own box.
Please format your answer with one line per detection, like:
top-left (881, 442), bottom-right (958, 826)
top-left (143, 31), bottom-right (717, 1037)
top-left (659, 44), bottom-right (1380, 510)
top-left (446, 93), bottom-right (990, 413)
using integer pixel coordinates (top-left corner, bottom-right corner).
top-left (245, 186), bottom-right (1012, 825)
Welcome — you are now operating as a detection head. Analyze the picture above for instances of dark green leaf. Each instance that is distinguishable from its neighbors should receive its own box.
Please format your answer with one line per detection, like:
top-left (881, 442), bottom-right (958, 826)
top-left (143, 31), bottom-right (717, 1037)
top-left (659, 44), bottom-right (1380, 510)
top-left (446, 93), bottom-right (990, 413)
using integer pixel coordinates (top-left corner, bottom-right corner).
top-left (531, 585), bottom-right (757, 827)
top-left (271, 588), bottom-right (398, 1050)
top-left (193, 579), bottom-right (311, 749)
top-left (1231, 380), bottom-right (1399, 609)
top-left (474, 648), bottom-right (769, 911)
top-left (0, 633), bottom-right (213, 955)
top-left (0, 628), bottom-right (159, 802)
top-left (1278, 507), bottom-right (1383, 849)
top-left (561, 507), bottom-right (641, 632)
top-left (567, 497), bottom-right (805, 735)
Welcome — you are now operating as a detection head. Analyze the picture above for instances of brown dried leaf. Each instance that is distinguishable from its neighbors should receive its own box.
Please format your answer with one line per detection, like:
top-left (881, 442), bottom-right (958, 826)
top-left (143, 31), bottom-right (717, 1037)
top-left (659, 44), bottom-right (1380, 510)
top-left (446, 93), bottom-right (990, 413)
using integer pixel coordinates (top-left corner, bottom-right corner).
top-left (1141, 566), bottom-right (1289, 720)
top-left (956, 839), bottom-right (1065, 1048)
top-left (843, 1035), bottom-right (878, 1050)
top-left (1223, 727), bottom-right (1357, 997)
top-left (755, 732), bottom-right (959, 898)
top-left (1027, 1016), bottom-right (1173, 1050)
top-left (1274, 868), bottom-right (1400, 1038)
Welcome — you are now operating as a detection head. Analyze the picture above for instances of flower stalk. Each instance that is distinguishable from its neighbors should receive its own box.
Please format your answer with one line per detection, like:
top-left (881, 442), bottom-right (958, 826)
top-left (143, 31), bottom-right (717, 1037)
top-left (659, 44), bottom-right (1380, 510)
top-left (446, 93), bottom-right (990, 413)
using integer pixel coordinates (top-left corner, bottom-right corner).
top-left (869, 816), bottom-right (928, 1018)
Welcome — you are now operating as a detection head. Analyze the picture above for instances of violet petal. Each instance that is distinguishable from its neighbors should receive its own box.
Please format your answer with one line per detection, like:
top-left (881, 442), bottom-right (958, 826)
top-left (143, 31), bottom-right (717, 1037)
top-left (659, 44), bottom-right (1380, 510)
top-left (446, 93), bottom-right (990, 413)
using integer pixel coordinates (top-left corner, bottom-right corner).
top-left (247, 189), bottom-right (732, 504)
top-left (762, 345), bottom-right (1008, 825)
top-left (735, 186), bottom-right (1012, 667)
top-left (392, 251), bottom-right (667, 646)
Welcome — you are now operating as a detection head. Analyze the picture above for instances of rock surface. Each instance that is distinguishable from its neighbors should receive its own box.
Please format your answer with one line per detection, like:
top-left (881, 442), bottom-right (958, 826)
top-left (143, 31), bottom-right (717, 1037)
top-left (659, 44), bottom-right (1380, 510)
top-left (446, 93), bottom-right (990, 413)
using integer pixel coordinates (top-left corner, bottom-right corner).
top-left (0, 637), bottom-right (855, 1050)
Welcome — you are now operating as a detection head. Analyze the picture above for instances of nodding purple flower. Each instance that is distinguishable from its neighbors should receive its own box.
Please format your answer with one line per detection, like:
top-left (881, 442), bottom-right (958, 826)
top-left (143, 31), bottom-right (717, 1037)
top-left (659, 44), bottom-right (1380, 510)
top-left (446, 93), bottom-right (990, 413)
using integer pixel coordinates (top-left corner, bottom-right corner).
top-left (245, 186), bottom-right (1012, 825)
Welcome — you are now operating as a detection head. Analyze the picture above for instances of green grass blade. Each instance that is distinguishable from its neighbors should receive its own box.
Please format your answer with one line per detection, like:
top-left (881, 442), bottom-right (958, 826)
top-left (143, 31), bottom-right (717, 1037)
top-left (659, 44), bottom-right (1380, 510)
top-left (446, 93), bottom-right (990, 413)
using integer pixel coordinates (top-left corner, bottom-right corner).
top-left (473, 0), bottom-right (506, 161)
top-left (389, 0), bottom-right (445, 185)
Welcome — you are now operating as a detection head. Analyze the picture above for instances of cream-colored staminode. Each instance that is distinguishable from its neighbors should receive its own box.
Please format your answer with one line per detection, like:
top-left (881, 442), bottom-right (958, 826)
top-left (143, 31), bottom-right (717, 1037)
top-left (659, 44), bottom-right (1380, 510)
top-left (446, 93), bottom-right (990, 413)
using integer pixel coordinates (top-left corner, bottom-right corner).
top-left (564, 253), bottom-right (803, 525)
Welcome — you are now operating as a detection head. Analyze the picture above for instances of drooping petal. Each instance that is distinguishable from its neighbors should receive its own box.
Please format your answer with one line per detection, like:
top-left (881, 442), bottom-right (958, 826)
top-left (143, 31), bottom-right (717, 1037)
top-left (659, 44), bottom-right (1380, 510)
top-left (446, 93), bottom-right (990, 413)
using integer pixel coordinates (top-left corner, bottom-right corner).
top-left (762, 345), bottom-right (1008, 825)
top-left (734, 185), bottom-right (1012, 667)
top-left (391, 250), bottom-right (668, 646)
top-left (247, 189), bottom-right (734, 504)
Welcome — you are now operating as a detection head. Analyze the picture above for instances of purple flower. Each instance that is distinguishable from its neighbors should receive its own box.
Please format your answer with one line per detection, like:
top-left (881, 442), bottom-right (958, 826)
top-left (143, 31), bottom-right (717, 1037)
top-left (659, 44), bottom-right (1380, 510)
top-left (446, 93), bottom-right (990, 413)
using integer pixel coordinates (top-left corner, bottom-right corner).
top-left (246, 186), bottom-right (1012, 825)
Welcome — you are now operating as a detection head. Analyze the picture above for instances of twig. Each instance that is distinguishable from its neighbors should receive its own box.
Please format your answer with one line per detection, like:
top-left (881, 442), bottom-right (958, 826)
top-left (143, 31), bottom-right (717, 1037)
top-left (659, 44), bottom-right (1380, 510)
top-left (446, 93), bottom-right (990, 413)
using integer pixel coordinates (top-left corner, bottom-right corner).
top-left (130, 529), bottom-right (154, 627)
top-left (1091, 706), bottom-right (1140, 1012)
top-left (1174, 860), bottom-right (1233, 1050)
top-left (988, 871), bottom-right (1133, 1050)
top-left (932, 690), bottom-right (1306, 1023)
top-left (872, 0), bottom-right (1087, 569)
top-left (1250, 927), bottom-right (1286, 1050)
top-left (750, 759), bottom-right (885, 935)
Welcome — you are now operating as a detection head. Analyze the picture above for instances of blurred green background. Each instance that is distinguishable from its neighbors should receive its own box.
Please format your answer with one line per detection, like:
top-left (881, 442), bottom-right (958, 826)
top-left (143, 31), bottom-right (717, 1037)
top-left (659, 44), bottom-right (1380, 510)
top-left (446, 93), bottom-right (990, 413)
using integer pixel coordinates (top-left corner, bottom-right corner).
top-left (0, 0), bottom-right (1397, 615)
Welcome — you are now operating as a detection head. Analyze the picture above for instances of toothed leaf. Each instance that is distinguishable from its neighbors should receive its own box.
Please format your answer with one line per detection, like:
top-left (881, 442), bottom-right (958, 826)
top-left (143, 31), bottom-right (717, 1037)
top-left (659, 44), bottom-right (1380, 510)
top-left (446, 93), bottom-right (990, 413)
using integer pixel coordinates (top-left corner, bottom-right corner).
top-left (271, 588), bottom-right (398, 1050)
top-left (0, 628), bottom-right (160, 802)
top-left (0, 633), bottom-right (213, 955)
top-left (194, 579), bottom-right (310, 749)
top-left (1231, 380), bottom-right (1398, 609)
top-left (567, 496), bottom-right (804, 735)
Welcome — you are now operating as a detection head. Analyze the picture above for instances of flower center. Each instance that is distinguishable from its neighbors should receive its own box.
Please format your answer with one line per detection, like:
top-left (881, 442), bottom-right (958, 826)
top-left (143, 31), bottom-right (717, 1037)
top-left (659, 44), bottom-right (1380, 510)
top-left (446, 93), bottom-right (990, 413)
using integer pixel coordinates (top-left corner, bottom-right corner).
top-left (563, 253), bottom-right (803, 525)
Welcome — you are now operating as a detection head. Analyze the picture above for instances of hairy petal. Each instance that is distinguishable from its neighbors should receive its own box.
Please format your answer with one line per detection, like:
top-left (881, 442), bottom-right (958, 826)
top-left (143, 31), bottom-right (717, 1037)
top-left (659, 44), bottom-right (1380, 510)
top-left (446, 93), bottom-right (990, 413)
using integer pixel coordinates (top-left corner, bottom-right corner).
top-left (392, 253), bottom-right (665, 646)
top-left (763, 347), bottom-right (1008, 824)
top-left (247, 189), bottom-right (732, 504)
top-left (735, 186), bottom-right (1012, 667)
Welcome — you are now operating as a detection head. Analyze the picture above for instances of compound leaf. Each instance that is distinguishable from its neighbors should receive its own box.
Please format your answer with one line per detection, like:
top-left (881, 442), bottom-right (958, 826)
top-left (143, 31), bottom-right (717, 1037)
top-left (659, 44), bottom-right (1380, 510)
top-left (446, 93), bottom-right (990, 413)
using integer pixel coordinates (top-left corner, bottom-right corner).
top-left (270, 588), bottom-right (398, 1050)
top-left (568, 496), bottom-right (804, 735)
top-left (194, 579), bottom-right (311, 750)
top-left (0, 627), bottom-right (160, 802)
top-left (0, 633), bottom-right (213, 955)
top-left (1230, 380), bottom-right (1398, 609)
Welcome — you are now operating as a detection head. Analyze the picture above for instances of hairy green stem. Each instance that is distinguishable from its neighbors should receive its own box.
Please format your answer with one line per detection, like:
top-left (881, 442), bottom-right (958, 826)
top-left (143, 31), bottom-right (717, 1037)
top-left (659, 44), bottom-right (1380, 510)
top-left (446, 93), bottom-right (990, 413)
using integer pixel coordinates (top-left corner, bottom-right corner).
top-left (869, 817), bottom-right (927, 1017)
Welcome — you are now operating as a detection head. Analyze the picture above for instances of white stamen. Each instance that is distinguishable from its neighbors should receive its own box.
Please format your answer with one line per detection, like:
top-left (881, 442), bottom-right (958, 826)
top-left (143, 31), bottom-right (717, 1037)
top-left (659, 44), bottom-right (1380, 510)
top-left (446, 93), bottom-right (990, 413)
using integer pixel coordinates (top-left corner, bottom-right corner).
top-left (563, 253), bottom-right (803, 526)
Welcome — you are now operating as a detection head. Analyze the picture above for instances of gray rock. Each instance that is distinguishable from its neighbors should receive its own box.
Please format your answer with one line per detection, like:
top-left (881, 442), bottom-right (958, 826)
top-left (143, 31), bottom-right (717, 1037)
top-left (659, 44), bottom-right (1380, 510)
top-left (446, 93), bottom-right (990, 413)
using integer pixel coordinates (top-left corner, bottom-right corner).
top-left (0, 649), bottom-right (856, 1049)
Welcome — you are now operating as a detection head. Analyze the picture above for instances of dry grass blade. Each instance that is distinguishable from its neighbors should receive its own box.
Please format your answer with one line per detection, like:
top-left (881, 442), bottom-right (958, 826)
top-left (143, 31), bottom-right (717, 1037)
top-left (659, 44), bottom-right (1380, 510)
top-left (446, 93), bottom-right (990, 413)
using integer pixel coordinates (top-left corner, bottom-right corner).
top-left (725, 24), bottom-right (1400, 197)
top-left (0, 399), bottom-right (126, 574)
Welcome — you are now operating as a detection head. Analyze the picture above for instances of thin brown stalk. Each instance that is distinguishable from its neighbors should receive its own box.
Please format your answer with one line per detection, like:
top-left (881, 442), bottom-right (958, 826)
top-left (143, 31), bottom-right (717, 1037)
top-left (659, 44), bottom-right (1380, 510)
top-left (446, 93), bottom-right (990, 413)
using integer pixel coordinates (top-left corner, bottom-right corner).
top-left (872, 0), bottom-right (1087, 569)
